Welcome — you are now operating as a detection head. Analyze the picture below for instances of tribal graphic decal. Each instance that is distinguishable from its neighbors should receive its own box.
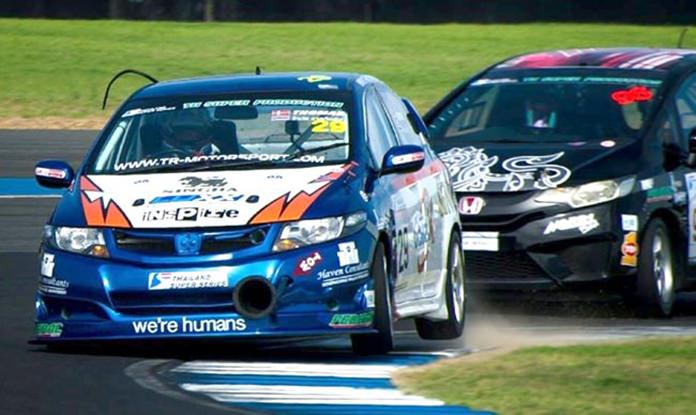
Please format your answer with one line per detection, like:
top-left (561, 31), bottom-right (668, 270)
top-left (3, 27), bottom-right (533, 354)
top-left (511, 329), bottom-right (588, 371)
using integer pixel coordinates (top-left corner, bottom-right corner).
top-left (80, 176), bottom-right (132, 228)
top-left (249, 162), bottom-right (357, 224)
top-left (438, 147), bottom-right (571, 192)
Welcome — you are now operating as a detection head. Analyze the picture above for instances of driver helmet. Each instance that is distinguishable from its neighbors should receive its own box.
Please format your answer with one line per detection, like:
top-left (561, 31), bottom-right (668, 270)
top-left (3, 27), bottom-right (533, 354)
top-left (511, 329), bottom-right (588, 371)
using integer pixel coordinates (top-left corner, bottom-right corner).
top-left (163, 108), bottom-right (214, 150)
top-left (525, 90), bottom-right (558, 128)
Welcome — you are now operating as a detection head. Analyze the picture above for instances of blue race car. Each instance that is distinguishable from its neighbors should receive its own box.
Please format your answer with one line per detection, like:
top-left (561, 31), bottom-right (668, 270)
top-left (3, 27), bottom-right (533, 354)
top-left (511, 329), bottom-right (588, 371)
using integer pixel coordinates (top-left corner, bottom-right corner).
top-left (33, 72), bottom-right (464, 353)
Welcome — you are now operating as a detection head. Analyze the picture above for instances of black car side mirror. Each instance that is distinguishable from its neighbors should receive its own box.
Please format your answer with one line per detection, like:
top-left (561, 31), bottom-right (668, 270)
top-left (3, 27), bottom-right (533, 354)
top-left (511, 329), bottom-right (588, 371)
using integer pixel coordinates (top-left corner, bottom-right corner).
top-left (688, 128), bottom-right (696, 167)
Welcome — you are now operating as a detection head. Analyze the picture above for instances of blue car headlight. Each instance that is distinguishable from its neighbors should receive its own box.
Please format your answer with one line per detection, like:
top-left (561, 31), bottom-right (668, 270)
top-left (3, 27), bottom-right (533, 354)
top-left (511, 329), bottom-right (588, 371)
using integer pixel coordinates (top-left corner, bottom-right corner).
top-left (44, 225), bottom-right (109, 257)
top-left (273, 211), bottom-right (367, 252)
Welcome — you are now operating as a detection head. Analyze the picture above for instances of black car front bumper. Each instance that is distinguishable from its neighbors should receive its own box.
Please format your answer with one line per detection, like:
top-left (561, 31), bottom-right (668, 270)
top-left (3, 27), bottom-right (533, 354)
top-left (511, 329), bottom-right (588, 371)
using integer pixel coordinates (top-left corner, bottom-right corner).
top-left (460, 198), bottom-right (635, 290)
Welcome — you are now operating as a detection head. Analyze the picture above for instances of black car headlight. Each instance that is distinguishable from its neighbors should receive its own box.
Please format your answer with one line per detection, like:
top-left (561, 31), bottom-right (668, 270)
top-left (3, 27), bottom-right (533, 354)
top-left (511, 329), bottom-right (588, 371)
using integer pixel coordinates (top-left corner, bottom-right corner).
top-left (535, 178), bottom-right (635, 208)
top-left (272, 211), bottom-right (367, 252)
top-left (43, 225), bottom-right (109, 257)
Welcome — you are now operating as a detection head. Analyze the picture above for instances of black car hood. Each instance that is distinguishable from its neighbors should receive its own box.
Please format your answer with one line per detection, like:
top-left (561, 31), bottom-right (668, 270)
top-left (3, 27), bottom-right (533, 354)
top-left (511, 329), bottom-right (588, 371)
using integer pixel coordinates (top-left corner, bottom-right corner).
top-left (434, 139), bottom-right (641, 193)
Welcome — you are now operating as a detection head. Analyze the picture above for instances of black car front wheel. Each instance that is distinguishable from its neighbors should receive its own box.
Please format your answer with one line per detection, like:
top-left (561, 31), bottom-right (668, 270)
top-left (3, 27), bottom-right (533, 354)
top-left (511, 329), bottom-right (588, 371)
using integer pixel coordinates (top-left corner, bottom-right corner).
top-left (415, 231), bottom-right (466, 340)
top-left (634, 218), bottom-right (677, 318)
top-left (351, 242), bottom-right (394, 354)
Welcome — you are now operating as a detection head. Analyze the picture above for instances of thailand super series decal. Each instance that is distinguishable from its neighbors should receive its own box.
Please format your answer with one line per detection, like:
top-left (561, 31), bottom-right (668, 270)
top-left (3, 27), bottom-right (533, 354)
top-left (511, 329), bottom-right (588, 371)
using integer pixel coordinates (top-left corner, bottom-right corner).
top-left (438, 146), bottom-right (571, 192)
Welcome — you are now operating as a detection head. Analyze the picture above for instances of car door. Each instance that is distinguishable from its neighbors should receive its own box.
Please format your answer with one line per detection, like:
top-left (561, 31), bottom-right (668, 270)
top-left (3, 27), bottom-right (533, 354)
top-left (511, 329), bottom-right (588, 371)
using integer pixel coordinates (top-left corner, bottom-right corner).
top-left (364, 86), bottom-right (422, 311)
top-left (374, 84), bottom-right (447, 301)
top-left (672, 73), bottom-right (696, 269)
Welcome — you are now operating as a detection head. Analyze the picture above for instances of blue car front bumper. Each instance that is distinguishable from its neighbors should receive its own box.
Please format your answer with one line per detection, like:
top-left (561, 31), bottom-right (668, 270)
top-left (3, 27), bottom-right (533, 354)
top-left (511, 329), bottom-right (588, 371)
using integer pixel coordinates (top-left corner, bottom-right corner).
top-left (34, 226), bottom-right (378, 342)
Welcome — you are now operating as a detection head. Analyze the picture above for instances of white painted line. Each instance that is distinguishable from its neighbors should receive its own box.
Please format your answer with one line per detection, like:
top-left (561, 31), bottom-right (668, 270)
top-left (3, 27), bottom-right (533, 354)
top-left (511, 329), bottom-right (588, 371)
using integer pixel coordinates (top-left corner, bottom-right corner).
top-left (173, 362), bottom-right (400, 378)
top-left (181, 383), bottom-right (445, 406)
top-left (0, 195), bottom-right (62, 199)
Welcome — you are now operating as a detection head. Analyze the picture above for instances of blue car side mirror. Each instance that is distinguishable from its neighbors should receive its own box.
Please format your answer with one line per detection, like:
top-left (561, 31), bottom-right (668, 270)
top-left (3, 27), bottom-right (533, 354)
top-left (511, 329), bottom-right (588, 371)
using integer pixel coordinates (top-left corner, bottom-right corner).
top-left (381, 145), bottom-right (426, 175)
top-left (34, 160), bottom-right (74, 189)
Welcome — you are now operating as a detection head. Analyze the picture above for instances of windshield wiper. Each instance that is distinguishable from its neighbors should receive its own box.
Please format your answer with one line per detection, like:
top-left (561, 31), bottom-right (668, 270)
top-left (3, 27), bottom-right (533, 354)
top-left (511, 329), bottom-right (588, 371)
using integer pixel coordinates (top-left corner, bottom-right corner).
top-left (285, 142), bottom-right (349, 161)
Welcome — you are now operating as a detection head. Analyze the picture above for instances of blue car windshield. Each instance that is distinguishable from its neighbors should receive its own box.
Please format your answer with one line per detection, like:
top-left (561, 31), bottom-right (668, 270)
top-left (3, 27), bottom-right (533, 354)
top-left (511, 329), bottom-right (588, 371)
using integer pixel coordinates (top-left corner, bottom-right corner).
top-left (428, 70), bottom-right (665, 144)
top-left (89, 92), bottom-right (353, 174)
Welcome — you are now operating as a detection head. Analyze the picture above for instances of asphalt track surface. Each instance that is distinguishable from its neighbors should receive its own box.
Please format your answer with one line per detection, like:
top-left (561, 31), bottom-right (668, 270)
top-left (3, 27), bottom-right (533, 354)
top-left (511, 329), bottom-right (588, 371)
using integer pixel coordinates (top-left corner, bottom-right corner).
top-left (2, 130), bottom-right (696, 415)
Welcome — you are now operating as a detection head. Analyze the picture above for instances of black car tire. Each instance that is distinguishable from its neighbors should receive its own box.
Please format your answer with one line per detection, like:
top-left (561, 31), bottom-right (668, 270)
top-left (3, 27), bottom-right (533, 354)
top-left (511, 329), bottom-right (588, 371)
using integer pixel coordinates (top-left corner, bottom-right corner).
top-left (351, 242), bottom-right (394, 355)
top-left (634, 218), bottom-right (676, 318)
top-left (415, 231), bottom-right (466, 340)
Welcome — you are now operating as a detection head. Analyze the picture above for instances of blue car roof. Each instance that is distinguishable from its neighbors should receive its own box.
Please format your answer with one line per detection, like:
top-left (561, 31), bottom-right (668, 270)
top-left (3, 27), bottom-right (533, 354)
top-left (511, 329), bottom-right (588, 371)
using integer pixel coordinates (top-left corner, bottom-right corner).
top-left (132, 72), bottom-right (366, 99)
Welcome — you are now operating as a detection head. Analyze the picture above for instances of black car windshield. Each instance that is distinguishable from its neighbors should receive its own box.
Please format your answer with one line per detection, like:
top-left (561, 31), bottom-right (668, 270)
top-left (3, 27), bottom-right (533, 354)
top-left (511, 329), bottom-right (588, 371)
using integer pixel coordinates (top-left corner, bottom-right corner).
top-left (89, 91), bottom-right (352, 174)
top-left (428, 70), bottom-right (665, 144)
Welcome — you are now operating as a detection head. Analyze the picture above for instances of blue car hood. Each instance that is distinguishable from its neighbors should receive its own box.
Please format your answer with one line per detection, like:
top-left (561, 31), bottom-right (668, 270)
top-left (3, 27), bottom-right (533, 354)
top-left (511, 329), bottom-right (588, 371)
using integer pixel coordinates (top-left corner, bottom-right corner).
top-left (67, 163), bottom-right (356, 229)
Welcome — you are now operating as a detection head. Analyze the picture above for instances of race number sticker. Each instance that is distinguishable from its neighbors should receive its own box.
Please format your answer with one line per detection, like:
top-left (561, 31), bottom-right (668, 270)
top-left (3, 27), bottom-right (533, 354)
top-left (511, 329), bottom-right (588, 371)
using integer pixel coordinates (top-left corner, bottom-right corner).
top-left (311, 118), bottom-right (347, 134)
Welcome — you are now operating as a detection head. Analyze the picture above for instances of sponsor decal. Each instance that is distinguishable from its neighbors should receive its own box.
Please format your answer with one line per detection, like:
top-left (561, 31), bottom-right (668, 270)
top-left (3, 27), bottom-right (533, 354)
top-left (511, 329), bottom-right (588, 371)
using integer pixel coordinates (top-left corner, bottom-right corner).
top-left (611, 86), bottom-right (653, 105)
top-left (35, 167), bottom-right (67, 179)
top-left (291, 109), bottom-right (344, 121)
top-left (438, 146), bottom-right (571, 192)
top-left (148, 271), bottom-right (228, 290)
top-left (458, 196), bottom-right (485, 215)
top-left (131, 316), bottom-right (246, 335)
top-left (686, 173), bottom-right (696, 262)
top-left (122, 105), bottom-right (176, 118)
top-left (39, 253), bottom-right (69, 295)
top-left (646, 186), bottom-right (673, 203)
top-left (252, 98), bottom-right (343, 108)
top-left (39, 277), bottom-right (70, 296)
top-left (147, 193), bottom-right (258, 204)
top-left (640, 178), bottom-right (654, 191)
top-left (80, 176), bottom-right (131, 228)
top-left (364, 290), bottom-right (375, 308)
top-left (329, 311), bottom-right (374, 328)
top-left (294, 252), bottom-right (322, 276)
top-left (337, 242), bottom-right (360, 267)
top-left (461, 231), bottom-right (499, 252)
top-left (41, 253), bottom-right (55, 277)
top-left (621, 214), bottom-right (639, 232)
top-left (142, 207), bottom-right (239, 222)
top-left (414, 189), bottom-right (434, 273)
top-left (180, 176), bottom-right (227, 188)
top-left (544, 213), bottom-right (600, 235)
top-left (297, 75), bottom-right (333, 83)
top-left (36, 322), bottom-right (63, 337)
top-left (270, 109), bottom-right (291, 121)
top-left (600, 140), bottom-right (616, 148)
top-left (620, 231), bottom-right (639, 267)
top-left (391, 152), bottom-right (425, 166)
top-left (318, 262), bottom-right (370, 288)
top-left (115, 153), bottom-right (327, 172)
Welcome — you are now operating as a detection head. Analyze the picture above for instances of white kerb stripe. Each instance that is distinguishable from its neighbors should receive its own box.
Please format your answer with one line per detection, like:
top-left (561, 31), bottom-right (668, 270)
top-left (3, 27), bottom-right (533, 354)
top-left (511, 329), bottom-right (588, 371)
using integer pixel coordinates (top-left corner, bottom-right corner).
top-left (181, 384), bottom-right (445, 406)
top-left (173, 362), bottom-right (400, 379)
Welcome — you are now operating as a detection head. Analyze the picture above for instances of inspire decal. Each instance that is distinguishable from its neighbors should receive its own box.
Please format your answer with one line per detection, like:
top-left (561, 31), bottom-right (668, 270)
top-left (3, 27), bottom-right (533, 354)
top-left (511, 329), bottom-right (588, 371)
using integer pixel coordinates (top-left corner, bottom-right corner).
top-left (438, 147), bottom-right (571, 192)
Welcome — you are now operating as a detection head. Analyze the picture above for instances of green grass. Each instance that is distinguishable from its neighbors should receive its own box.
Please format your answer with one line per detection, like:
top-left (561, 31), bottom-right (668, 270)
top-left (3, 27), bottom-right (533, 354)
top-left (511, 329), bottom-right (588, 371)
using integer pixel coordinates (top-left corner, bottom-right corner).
top-left (0, 19), bottom-right (695, 119)
top-left (395, 337), bottom-right (696, 415)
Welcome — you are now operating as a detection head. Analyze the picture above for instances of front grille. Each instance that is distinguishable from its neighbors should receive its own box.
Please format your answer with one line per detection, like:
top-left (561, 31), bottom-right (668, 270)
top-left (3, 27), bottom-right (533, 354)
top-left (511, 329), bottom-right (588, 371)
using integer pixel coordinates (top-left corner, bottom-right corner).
top-left (115, 233), bottom-right (173, 254)
top-left (113, 226), bottom-right (269, 255)
top-left (465, 251), bottom-right (549, 280)
top-left (111, 290), bottom-right (235, 315)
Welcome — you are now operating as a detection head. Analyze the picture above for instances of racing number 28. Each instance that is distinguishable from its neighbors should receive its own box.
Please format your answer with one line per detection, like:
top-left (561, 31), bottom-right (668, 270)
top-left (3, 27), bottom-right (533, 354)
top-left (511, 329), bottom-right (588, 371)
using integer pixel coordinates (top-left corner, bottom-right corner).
top-left (395, 227), bottom-right (409, 273)
top-left (311, 119), bottom-right (346, 134)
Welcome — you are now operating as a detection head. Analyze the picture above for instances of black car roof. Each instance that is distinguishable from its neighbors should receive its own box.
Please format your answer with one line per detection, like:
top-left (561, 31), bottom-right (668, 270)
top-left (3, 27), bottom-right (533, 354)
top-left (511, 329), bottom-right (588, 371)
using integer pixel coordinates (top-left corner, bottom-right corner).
top-left (494, 48), bottom-right (696, 72)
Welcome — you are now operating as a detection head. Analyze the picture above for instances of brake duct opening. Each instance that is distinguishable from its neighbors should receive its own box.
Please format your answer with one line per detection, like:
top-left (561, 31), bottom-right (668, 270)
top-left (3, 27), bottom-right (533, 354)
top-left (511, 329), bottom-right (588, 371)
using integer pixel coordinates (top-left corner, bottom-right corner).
top-left (233, 277), bottom-right (277, 319)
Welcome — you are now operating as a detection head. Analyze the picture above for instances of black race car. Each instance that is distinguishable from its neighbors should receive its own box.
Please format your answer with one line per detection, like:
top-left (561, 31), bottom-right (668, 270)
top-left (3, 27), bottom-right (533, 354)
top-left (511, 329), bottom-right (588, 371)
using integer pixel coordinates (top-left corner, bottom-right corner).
top-left (426, 48), bottom-right (696, 316)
